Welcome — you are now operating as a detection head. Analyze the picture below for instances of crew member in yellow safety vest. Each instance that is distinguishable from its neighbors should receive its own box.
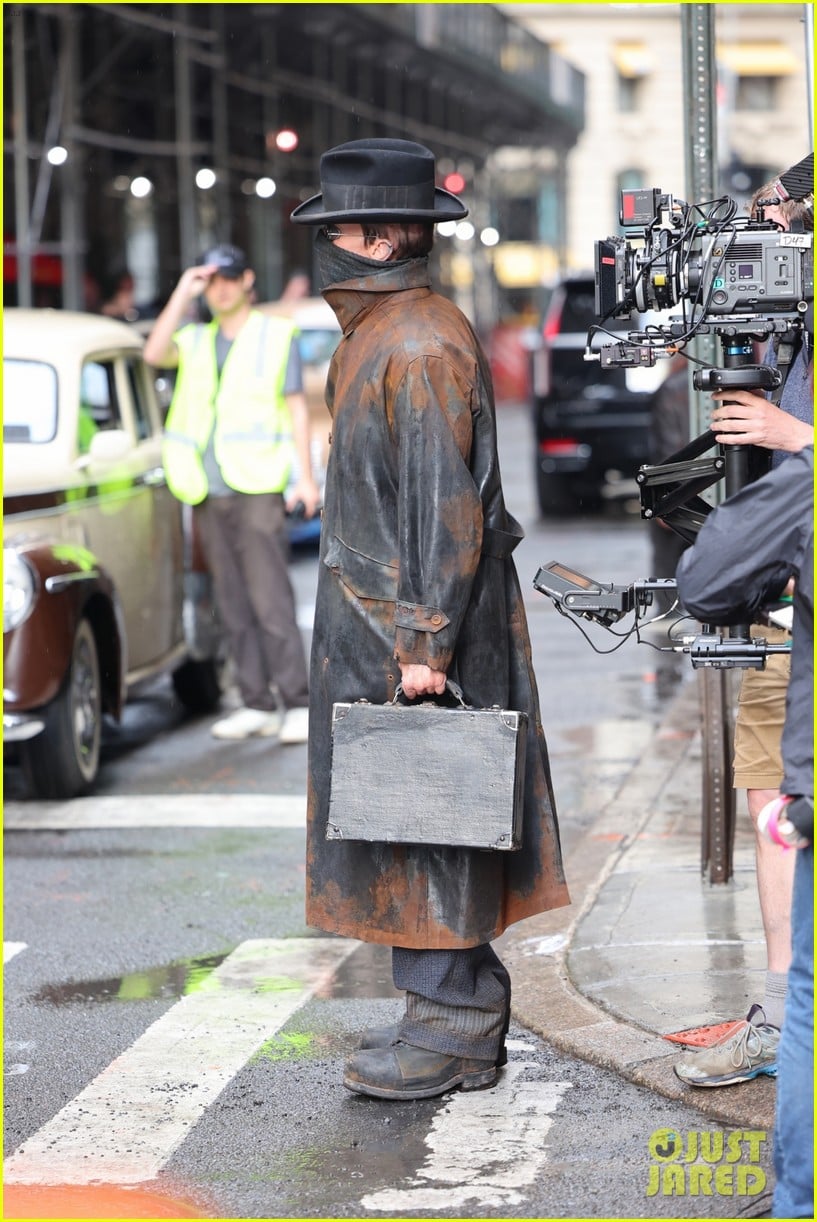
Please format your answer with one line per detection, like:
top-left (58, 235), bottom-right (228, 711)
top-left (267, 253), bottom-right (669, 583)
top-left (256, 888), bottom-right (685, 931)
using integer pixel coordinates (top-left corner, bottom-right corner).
top-left (144, 244), bottom-right (320, 744)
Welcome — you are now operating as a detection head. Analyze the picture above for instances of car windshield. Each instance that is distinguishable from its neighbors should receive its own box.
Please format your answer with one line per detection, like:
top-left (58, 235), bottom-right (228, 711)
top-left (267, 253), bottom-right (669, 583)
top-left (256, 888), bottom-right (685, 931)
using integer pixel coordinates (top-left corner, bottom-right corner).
top-left (3, 358), bottom-right (58, 443)
top-left (298, 328), bottom-right (341, 366)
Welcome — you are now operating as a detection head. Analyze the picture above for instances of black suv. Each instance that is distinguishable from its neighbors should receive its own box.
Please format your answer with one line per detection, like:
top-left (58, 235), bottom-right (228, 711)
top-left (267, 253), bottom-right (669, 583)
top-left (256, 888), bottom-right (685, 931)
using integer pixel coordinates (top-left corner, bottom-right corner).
top-left (530, 274), bottom-right (652, 514)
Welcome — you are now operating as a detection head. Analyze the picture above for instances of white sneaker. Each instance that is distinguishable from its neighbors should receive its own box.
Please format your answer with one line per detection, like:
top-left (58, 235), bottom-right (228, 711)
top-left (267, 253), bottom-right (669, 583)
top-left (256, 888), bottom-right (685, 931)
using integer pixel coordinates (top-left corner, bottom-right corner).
top-left (279, 706), bottom-right (310, 745)
top-left (211, 707), bottom-right (283, 740)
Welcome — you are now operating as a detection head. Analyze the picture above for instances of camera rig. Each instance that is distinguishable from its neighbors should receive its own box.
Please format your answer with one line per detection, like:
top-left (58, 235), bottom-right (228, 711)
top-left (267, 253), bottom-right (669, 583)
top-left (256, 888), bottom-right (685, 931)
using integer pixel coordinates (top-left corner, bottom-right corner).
top-left (590, 187), bottom-right (812, 354)
top-left (586, 187), bottom-right (813, 542)
top-left (554, 183), bottom-right (811, 665)
top-left (533, 561), bottom-right (791, 670)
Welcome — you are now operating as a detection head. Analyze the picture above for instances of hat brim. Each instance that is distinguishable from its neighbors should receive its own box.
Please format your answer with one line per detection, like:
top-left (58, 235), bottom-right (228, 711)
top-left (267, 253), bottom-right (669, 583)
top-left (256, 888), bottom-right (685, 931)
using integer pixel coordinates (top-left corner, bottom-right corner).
top-left (290, 187), bottom-right (467, 225)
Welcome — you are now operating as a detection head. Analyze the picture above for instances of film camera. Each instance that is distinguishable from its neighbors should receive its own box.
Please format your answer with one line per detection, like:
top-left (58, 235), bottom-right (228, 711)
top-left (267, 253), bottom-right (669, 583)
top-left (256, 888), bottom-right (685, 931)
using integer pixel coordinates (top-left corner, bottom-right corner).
top-left (589, 187), bottom-right (812, 387)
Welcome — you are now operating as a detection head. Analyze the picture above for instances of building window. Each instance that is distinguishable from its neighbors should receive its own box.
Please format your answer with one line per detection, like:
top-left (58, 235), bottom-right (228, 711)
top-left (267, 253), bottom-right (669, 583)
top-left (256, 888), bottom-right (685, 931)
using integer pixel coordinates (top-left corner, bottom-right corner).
top-left (616, 73), bottom-right (641, 113)
top-left (735, 75), bottom-right (778, 111)
top-left (612, 43), bottom-right (651, 114)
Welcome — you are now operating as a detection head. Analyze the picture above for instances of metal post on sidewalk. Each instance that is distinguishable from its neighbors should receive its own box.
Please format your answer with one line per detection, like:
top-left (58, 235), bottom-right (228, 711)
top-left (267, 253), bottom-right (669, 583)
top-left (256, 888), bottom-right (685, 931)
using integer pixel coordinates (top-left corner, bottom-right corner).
top-left (699, 669), bottom-right (737, 883)
top-left (682, 4), bottom-right (737, 884)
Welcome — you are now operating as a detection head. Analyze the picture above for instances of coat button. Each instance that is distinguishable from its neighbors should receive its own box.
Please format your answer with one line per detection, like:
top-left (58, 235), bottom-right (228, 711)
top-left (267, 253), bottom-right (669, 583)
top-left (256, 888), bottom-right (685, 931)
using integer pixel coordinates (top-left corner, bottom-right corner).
top-left (430, 613), bottom-right (443, 625)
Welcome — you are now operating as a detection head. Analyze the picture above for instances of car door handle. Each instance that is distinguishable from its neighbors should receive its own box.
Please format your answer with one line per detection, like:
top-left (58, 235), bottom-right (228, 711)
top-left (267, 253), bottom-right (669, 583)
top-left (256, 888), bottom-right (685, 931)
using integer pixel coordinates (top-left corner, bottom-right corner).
top-left (142, 467), bottom-right (166, 487)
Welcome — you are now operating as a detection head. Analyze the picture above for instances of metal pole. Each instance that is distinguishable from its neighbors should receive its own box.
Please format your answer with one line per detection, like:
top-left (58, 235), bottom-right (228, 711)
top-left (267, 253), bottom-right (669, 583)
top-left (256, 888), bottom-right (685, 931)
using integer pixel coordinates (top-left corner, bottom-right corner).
top-left (210, 6), bottom-right (231, 241)
top-left (174, 7), bottom-right (197, 273)
top-left (804, 2), bottom-right (814, 147)
top-left (60, 11), bottom-right (83, 311)
top-left (681, 3), bottom-right (719, 445)
top-left (12, 8), bottom-right (32, 307)
top-left (681, 4), bottom-right (735, 885)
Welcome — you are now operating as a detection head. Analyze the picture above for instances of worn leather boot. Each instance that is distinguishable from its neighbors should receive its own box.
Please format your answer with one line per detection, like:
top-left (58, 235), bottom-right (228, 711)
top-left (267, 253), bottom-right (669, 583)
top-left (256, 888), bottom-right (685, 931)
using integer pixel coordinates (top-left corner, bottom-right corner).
top-left (344, 1041), bottom-right (497, 1099)
top-left (357, 1023), bottom-right (508, 1067)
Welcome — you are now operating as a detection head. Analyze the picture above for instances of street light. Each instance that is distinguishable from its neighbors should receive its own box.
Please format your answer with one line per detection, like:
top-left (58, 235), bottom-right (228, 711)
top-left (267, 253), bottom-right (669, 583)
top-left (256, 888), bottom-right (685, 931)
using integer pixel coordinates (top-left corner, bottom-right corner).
top-left (480, 227), bottom-right (500, 247)
top-left (130, 176), bottom-right (153, 198)
top-left (455, 221), bottom-right (475, 241)
top-left (46, 146), bottom-right (68, 166)
top-left (255, 177), bottom-right (276, 198)
top-left (195, 167), bottom-right (216, 190)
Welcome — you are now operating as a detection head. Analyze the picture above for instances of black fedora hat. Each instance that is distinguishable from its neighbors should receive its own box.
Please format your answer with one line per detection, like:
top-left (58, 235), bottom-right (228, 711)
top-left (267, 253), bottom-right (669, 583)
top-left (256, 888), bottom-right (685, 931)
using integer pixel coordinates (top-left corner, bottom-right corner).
top-left (290, 138), bottom-right (468, 224)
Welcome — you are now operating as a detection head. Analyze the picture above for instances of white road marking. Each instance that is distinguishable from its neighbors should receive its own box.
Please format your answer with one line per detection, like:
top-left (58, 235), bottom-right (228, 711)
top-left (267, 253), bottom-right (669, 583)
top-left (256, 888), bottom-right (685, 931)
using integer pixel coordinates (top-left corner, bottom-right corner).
top-left (3, 937), bottom-right (357, 1186)
top-left (3, 793), bottom-right (306, 831)
top-left (3, 942), bottom-right (28, 964)
top-left (360, 1067), bottom-right (572, 1212)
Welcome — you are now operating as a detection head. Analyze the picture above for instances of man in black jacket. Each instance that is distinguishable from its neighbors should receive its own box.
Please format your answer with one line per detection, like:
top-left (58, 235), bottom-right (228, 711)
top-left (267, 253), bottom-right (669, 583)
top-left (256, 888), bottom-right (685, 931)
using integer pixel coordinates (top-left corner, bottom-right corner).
top-left (674, 447), bottom-right (813, 1217)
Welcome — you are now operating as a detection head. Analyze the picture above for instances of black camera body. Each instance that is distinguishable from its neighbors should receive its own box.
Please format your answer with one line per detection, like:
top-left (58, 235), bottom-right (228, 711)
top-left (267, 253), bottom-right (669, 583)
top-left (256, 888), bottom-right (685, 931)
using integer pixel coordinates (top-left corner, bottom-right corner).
top-left (593, 189), bottom-right (812, 362)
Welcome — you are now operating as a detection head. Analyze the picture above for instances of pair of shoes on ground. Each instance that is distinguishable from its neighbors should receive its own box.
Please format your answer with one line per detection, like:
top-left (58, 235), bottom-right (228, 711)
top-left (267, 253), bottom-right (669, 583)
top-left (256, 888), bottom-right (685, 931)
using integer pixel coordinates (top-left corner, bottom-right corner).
top-left (344, 1024), bottom-right (504, 1100)
top-left (674, 1004), bottom-right (780, 1088)
top-left (211, 705), bottom-right (309, 743)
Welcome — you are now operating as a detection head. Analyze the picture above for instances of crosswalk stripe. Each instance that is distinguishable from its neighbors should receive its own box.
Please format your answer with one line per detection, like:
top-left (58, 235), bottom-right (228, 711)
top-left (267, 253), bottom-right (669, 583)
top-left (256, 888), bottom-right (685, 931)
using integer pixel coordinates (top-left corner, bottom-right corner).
top-left (3, 937), bottom-right (357, 1186)
top-left (3, 793), bottom-right (306, 831)
top-left (3, 942), bottom-right (27, 964)
top-left (360, 1067), bottom-right (572, 1212)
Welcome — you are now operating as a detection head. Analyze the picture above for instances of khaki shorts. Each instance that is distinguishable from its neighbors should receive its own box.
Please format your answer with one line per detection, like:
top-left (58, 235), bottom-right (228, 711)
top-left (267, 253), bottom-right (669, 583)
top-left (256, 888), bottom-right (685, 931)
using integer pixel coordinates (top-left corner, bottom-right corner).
top-left (732, 626), bottom-right (792, 790)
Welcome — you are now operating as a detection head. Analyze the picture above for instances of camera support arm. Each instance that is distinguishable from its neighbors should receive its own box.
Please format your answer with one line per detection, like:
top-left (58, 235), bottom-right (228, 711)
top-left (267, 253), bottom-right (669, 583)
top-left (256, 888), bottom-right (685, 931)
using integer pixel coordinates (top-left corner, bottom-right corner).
top-left (533, 562), bottom-right (791, 670)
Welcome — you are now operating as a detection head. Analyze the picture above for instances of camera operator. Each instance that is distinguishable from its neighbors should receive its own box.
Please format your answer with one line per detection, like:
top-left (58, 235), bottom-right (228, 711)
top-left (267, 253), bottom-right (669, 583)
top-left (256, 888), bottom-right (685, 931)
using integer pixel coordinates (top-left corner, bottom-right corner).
top-left (672, 442), bottom-right (813, 1217)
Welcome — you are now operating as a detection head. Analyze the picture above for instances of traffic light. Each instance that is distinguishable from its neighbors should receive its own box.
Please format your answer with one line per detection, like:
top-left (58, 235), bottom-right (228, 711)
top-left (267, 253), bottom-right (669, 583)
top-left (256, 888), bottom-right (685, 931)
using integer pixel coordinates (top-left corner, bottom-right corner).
top-left (443, 171), bottom-right (466, 195)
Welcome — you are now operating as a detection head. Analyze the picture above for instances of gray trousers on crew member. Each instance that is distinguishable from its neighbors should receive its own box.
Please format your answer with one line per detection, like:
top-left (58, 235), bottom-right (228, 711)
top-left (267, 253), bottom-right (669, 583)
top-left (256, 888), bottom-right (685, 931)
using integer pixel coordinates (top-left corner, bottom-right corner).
top-left (392, 944), bottom-right (511, 1061)
top-left (199, 491), bottom-right (309, 712)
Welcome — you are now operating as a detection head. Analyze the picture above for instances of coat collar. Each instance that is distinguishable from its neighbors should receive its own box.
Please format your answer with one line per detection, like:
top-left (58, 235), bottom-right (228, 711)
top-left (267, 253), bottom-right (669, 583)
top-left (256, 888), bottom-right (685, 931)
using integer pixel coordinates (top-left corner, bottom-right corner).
top-left (322, 258), bottom-right (431, 333)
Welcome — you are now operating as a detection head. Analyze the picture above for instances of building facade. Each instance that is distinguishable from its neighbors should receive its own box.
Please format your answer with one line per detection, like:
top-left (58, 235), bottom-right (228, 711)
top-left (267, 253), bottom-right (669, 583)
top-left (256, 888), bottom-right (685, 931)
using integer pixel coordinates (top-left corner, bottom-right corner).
top-left (504, 2), bottom-right (811, 271)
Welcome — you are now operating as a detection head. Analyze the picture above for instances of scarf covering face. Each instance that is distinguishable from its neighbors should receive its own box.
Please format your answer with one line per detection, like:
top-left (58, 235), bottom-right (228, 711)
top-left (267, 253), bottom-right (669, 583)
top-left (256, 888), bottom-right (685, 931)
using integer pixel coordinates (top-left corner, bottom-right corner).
top-left (314, 228), bottom-right (417, 289)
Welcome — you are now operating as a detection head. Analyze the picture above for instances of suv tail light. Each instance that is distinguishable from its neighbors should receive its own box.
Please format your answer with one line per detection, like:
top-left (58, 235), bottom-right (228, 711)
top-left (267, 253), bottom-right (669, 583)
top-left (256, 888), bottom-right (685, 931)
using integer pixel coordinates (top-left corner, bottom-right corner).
top-left (542, 299), bottom-right (564, 340)
top-left (540, 439), bottom-right (587, 457)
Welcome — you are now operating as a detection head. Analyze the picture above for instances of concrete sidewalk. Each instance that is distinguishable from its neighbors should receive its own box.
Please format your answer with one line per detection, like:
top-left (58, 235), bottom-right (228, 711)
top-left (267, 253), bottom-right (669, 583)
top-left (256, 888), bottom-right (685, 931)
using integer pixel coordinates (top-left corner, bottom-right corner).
top-left (504, 676), bottom-right (777, 1132)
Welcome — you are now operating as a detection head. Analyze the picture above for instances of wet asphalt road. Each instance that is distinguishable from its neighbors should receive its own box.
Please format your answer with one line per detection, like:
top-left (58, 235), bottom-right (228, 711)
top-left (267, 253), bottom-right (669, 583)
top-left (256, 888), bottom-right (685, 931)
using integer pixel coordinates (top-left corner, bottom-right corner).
top-left (4, 404), bottom-right (772, 1218)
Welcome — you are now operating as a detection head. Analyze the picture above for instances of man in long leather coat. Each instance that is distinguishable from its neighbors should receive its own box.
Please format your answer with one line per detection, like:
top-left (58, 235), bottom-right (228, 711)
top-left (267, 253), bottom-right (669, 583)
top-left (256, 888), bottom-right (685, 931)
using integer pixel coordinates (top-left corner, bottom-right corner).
top-left (291, 139), bottom-right (569, 1100)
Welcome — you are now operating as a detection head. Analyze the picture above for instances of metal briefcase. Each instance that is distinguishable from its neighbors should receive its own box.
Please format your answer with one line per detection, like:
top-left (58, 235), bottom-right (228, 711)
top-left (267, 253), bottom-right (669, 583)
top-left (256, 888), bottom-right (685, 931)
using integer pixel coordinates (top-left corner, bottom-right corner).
top-left (326, 681), bottom-right (526, 851)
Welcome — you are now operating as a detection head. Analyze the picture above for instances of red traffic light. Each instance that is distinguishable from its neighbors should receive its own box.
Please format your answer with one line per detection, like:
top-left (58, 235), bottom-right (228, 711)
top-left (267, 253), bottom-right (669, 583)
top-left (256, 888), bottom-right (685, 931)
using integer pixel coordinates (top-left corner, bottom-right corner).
top-left (274, 129), bottom-right (299, 153)
top-left (443, 172), bottom-right (466, 194)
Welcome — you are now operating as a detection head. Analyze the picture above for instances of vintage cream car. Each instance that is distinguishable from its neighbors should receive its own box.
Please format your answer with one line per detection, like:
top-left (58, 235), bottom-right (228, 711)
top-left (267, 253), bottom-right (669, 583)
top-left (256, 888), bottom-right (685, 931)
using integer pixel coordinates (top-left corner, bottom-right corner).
top-left (4, 309), bottom-right (223, 799)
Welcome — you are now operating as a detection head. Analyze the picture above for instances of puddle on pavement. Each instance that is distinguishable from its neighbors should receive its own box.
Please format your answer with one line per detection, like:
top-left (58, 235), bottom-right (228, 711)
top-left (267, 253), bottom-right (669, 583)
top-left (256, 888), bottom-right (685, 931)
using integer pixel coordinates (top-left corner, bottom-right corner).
top-left (264, 1127), bottom-right (431, 1209)
top-left (318, 942), bottom-right (402, 1000)
top-left (31, 952), bottom-right (227, 1007)
top-left (32, 941), bottom-right (402, 1009)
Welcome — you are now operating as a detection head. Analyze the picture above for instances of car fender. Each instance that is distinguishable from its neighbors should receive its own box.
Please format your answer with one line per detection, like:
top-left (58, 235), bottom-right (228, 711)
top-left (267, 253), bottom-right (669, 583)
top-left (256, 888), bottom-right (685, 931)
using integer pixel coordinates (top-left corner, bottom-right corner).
top-left (3, 541), bottom-right (126, 717)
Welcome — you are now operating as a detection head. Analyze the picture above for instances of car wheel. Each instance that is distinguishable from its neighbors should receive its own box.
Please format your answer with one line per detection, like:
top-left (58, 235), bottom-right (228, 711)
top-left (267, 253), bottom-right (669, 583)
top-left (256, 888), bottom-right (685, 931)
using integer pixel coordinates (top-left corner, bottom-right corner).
top-left (172, 657), bottom-right (222, 714)
top-left (20, 617), bottom-right (102, 800)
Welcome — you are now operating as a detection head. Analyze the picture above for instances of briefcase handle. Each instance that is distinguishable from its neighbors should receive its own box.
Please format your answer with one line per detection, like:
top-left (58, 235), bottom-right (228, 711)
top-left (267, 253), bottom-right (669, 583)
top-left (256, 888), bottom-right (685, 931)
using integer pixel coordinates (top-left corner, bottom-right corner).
top-left (391, 678), bottom-right (469, 709)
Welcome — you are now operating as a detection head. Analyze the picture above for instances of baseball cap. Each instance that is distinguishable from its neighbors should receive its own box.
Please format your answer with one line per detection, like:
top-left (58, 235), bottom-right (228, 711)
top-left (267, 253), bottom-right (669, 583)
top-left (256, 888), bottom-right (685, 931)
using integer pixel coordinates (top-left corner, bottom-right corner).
top-left (200, 244), bottom-right (248, 277)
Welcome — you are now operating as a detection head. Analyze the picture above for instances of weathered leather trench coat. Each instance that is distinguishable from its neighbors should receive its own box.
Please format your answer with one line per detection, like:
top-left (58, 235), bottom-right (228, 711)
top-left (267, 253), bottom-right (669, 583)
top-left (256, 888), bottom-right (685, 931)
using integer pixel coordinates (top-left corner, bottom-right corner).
top-left (306, 258), bottom-right (569, 948)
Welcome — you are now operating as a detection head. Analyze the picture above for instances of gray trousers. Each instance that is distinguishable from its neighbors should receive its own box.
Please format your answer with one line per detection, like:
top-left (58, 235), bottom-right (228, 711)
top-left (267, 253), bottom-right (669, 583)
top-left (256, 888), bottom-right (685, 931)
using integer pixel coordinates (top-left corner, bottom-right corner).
top-left (199, 492), bottom-right (309, 711)
top-left (392, 944), bottom-right (511, 1061)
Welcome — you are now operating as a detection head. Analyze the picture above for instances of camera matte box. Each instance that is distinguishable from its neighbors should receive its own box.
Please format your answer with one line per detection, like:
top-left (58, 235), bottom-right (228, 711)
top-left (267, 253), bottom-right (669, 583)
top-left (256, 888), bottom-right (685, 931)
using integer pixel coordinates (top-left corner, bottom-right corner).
top-left (326, 699), bottom-right (527, 851)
